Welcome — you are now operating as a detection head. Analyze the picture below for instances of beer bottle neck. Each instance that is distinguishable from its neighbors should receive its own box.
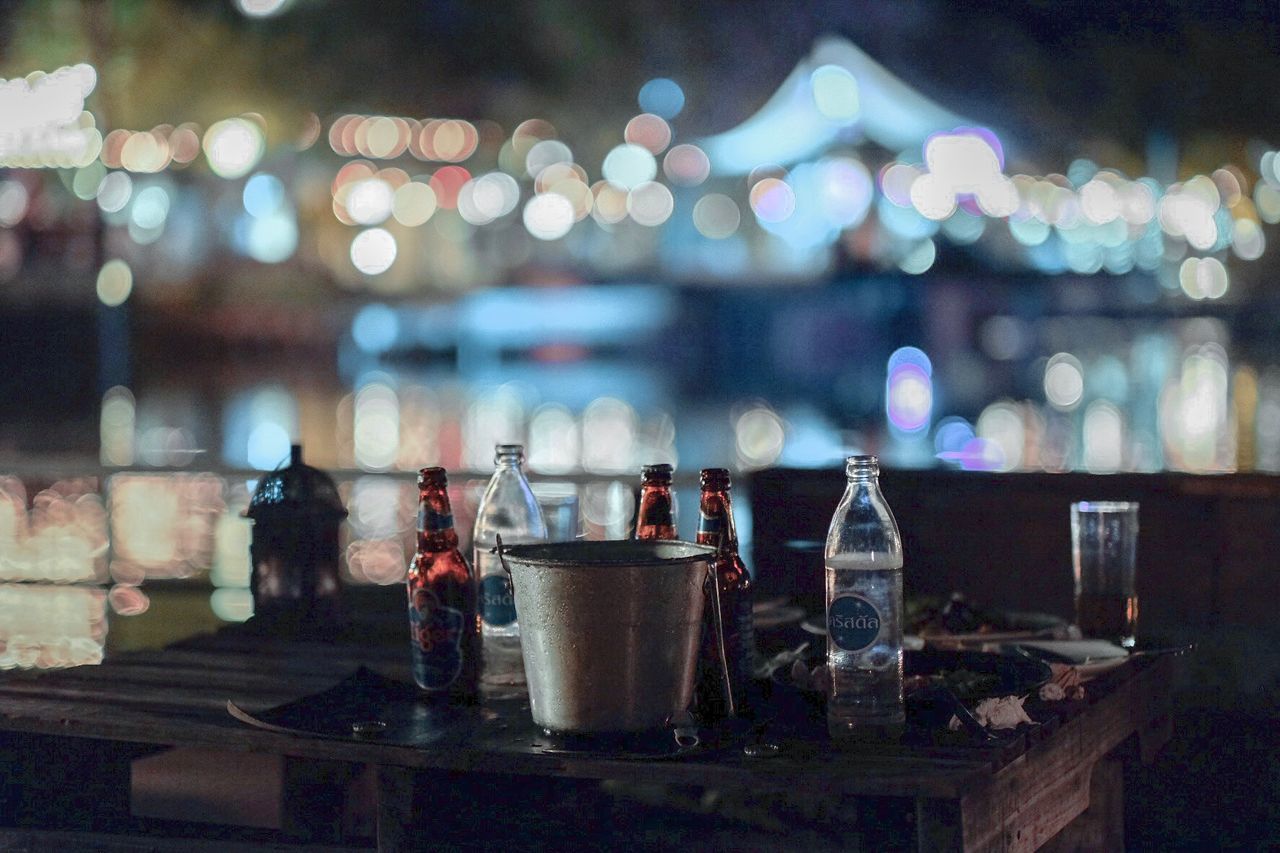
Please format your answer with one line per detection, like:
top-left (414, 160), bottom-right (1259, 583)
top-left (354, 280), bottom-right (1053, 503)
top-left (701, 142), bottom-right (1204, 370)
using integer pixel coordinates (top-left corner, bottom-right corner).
top-left (417, 488), bottom-right (459, 551)
top-left (697, 489), bottom-right (738, 550)
top-left (635, 484), bottom-right (676, 539)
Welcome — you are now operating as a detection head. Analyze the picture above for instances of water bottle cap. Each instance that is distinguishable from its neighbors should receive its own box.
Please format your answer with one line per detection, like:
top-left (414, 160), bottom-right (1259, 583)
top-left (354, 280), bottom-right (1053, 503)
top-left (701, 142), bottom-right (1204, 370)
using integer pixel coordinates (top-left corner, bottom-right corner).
top-left (845, 455), bottom-right (879, 476)
top-left (494, 444), bottom-right (525, 464)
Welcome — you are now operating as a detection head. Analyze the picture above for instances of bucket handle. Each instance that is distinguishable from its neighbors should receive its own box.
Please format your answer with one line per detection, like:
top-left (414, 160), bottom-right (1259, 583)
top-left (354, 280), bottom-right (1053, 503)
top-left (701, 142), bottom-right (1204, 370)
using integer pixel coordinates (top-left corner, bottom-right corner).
top-left (492, 534), bottom-right (512, 577)
top-left (707, 529), bottom-right (737, 718)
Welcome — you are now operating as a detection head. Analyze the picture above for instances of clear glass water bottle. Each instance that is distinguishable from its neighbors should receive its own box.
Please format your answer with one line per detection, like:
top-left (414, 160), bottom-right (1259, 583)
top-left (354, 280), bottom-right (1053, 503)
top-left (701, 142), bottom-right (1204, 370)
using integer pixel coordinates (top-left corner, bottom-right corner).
top-left (473, 444), bottom-right (547, 687)
top-left (824, 455), bottom-right (904, 742)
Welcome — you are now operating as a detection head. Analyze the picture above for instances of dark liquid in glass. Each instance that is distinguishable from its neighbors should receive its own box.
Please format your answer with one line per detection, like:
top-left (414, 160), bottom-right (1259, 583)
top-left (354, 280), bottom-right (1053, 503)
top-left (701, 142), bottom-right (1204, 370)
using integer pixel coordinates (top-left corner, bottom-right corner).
top-left (1076, 593), bottom-right (1138, 646)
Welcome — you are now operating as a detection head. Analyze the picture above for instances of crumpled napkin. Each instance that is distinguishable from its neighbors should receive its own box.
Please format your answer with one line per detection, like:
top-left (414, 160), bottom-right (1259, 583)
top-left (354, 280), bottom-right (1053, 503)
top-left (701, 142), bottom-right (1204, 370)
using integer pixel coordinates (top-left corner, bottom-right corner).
top-left (948, 695), bottom-right (1032, 731)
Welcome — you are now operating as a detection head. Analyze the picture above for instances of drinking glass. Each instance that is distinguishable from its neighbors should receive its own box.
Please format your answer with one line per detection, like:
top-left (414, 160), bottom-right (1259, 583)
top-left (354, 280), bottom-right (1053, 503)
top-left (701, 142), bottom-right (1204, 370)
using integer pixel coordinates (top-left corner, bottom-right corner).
top-left (1070, 501), bottom-right (1139, 647)
top-left (532, 482), bottom-right (581, 542)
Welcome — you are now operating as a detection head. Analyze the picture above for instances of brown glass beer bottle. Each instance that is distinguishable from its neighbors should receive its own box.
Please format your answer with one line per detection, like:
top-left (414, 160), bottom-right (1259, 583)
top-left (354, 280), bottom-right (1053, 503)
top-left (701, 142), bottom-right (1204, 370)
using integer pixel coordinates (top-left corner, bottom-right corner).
top-left (694, 468), bottom-right (755, 720)
top-left (634, 463), bottom-right (678, 540)
top-left (407, 467), bottom-right (479, 703)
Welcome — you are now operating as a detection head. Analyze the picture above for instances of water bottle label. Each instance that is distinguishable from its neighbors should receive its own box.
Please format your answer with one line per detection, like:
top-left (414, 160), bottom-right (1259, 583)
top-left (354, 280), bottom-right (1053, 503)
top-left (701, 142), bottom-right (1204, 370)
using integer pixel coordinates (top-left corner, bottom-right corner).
top-left (417, 506), bottom-right (453, 532)
top-left (409, 589), bottom-right (464, 689)
top-left (828, 595), bottom-right (882, 652)
top-left (480, 574), bottom-right (517, 626)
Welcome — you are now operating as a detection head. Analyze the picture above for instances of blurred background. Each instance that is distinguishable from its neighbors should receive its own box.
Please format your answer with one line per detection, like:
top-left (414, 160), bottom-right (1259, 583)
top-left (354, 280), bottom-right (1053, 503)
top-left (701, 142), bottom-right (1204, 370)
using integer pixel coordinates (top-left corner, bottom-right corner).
top-left (5, 0), bottom-right (1280, 665)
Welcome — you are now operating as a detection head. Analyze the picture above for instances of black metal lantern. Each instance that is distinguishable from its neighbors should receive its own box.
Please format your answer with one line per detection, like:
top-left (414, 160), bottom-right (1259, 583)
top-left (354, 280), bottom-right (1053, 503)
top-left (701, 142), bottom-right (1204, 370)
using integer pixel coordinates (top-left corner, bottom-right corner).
top-left (244, 445), bottom-right (348, 632)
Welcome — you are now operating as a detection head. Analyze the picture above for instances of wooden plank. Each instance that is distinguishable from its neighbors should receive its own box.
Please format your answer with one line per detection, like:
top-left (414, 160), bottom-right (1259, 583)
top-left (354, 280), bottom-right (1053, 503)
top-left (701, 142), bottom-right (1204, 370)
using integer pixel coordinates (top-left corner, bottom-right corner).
top-left (0, 827), bottom-right (370, 852)
top-left (374, 766), bottom-right (414, 853)
top-left (1040, 757), bottom-right (1125, 853)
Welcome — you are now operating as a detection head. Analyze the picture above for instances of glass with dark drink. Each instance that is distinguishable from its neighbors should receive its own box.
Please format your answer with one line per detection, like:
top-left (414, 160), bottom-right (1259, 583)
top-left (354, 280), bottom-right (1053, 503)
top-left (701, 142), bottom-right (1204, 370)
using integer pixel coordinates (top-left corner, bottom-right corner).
top-left (1070, 501), bottom-right (1139, 647)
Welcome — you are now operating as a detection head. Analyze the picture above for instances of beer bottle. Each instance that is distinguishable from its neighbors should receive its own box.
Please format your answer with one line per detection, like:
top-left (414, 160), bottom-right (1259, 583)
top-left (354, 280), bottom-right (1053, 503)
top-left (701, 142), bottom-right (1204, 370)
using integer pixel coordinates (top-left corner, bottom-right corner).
top-left (694, 468), bottom-right (755, 721)
top-left (407, 467), bottom-right (479, 703)
top-left (634, 463), bottom-right (678, 540)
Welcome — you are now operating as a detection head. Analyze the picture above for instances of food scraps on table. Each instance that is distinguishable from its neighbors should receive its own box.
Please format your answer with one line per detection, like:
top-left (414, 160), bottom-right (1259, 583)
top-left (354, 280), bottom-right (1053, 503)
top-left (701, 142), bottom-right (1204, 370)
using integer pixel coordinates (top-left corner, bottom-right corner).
top-left (1047, 662), bottom-right (1086, 700)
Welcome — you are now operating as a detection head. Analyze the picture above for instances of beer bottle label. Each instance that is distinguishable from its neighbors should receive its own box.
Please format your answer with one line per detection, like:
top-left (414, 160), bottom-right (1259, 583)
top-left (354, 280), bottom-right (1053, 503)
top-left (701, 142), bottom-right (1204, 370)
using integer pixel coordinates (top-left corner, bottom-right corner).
top-left (418, 506), bottom-right (454, 532)
top-left (697, 511), bottom-right (723, 537)
top-left (828, 595), bottom-right (882, 653)
top-left (479, 573), bottom-right (517, 627)
top-left (409, 589), bottom-right (464, 689)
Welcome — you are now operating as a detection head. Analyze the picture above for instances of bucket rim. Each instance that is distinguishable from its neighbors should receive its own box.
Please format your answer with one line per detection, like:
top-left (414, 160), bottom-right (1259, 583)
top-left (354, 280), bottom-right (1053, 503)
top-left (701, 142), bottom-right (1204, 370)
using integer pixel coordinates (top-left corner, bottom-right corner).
top-left (501, 539), bottom-right (716, 568)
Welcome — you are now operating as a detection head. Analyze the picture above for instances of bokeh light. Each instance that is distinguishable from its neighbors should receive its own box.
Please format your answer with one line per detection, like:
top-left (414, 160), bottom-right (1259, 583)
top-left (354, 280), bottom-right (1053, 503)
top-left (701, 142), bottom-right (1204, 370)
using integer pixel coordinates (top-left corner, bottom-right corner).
top-left (350, 227), bottom-right (398, 275)
top-left (100, 386), bottom-right (136, 466)
top-left (0, 180), bottom-right (29, 226)
top-left (662, 144), bottom-right (710, 187)
top-left (626, 181), bottom-right (674, 227)
top-left (459, 171), bottom-right (520, 225)
top-left (749, 177), bottom-right (795, 223)
top-left (130, 185), bottom-right (170, 231)
top-left (392, 181), bottom-right (437, 226)
top-left (236, 0), bottom-right (291, 16)
top-left (243, 173), bottom-right (285, 217)
top-left (638, 78), bottom-right (685, 119)
top-left (898, 239), bottom-right (937, 274)
top-left (624, 114), bottom-right (672, 155)
top-left (523, 193), bottom-right (575, 240)
top-left (886, 347), bottom-right (933, 432)
top-left (525, 140), bottom-right (573, 178)
top-left (1178, 256), bottom-right (1229, 300)
top-left (96, 172), bottom-right (132, 213)
top-left (693, 193), bottom-right (741, 239)
top-left (346, 177), bottom-right (395, 225)
top-left (976, 402), bottom-right (1023, 471)
top-left (95, 259), bottom-right (132, 307)
top-left (602, 144), bottom-right (657, 190)
top-left (735, 405), bottom-right (786, 469)
top-left (1044, 353), bottom-right (1085, 410)
top-left (354, 383), bottom-right (399, 471)
top-left (203, 117), bottom-right (265, 179)
top-left (810, 64), bottom-right (860, 123)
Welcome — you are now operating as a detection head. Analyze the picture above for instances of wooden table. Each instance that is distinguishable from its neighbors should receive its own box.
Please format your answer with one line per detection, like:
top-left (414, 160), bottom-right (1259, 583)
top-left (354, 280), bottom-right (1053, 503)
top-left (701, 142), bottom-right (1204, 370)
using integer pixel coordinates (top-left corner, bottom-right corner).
top-left (0, 598), bottom-right (1176, 852)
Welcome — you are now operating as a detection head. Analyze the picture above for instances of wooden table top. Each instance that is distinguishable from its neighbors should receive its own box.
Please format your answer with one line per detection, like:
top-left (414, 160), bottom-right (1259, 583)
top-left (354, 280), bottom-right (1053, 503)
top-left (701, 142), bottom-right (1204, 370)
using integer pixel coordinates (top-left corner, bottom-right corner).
top-left (0, 595), bottom-right (1176, 810)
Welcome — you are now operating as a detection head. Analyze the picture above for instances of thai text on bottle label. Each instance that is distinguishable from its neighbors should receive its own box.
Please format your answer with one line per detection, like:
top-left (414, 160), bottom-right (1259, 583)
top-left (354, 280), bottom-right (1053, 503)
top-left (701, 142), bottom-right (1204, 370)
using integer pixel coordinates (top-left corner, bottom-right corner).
top-left (827, 594), bottom-right (882, 652)
top-left (479, 573), bottom-right (517, 626)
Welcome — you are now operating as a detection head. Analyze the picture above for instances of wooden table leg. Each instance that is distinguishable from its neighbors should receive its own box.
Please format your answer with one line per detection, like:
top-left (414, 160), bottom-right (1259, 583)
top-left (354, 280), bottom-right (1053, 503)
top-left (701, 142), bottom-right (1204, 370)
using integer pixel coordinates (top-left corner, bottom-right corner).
top-left (1041, 757), bottom-right (1125, 853)
top-left (916, 796), bottom-right (963, 853)
top-left (1, 732), bottom-right (142, 832)
top-left (375, 765), bottom-right (416, 853)
top-left (280, 755), bottom-right (359, 844)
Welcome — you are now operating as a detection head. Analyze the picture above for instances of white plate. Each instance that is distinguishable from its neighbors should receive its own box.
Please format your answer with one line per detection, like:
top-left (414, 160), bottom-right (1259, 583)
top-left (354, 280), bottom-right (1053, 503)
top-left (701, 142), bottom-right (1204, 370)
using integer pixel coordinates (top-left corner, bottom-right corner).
top-left (1013, 639), bottom-right (1130, 678)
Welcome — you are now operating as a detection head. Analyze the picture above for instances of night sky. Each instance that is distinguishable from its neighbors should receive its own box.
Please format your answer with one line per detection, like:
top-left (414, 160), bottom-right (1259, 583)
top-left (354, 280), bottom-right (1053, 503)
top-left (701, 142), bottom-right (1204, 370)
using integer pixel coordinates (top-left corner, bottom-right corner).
top-left (5, 0), bottom-right (1279, 170)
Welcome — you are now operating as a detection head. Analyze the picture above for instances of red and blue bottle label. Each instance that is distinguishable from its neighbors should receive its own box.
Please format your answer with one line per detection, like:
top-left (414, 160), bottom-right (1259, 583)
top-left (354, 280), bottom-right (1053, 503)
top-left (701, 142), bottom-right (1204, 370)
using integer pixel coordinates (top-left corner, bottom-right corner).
top-left (698, 512), bottom-right (723, 538)
top-left (418, 507), bottom-right (454, 532)
top-left (828, 595), bottom-right (882, 652)
top-left (409, 588), bottom-right (465, 689)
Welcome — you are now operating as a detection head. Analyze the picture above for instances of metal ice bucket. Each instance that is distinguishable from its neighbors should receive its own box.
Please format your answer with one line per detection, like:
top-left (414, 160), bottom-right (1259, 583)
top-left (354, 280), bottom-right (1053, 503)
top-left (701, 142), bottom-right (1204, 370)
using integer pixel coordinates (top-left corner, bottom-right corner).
top-left (499, 540), bottom-right (715, 734)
